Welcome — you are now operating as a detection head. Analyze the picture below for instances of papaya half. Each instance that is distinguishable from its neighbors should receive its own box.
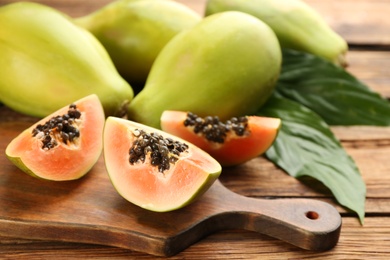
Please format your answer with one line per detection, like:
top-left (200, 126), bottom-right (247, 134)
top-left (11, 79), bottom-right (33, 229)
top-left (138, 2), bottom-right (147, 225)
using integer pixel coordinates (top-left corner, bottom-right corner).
top-left (6, 95), bottom-right (105, 181)
top-left (103, 117), bottom-right (222, 212)
top-left (161, 111), bottom-right (281, 166)
top-left (0, 2), bottom-right (133, 118)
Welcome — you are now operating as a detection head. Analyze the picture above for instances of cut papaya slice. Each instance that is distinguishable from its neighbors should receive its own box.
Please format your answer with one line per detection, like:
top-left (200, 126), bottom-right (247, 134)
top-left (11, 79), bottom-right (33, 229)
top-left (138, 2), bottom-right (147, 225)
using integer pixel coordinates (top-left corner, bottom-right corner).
top-left (160, 111), bottom-right (281, 166)
top-left (6, 94), bottom-right (105, 181)
top-left (103, 117), bottom-right (222, 212)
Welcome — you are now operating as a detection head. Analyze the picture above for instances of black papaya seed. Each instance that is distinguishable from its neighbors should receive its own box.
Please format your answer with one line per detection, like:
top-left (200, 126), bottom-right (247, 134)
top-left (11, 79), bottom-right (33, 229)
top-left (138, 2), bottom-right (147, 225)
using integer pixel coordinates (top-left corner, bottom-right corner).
top-left (183, 112), bottom-right (249, 143)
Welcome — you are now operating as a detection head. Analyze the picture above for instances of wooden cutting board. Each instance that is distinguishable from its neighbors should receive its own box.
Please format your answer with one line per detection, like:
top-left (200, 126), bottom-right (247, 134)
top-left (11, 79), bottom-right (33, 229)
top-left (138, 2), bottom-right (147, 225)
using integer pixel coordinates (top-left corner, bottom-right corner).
top-left (0, 115), bottom-right (342, 257)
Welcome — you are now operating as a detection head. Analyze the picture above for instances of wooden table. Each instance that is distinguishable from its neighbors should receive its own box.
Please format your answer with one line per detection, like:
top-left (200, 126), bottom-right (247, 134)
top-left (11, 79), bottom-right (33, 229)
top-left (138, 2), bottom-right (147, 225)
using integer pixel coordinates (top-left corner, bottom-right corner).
top-left (1, 0), bottom-right (390, 258)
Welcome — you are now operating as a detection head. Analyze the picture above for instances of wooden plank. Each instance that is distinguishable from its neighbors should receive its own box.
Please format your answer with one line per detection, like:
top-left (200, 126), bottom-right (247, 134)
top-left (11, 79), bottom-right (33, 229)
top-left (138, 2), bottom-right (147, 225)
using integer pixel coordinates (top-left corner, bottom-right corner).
top-left (175, 0), bottom-right (206, 15)
top-left (347, 51), bottom-right (390, 99)
top-left (305, 0), bottom-right (390, 46)
top-left (332, 126), bottom-right (390, 141)
top-left (1, 217), bottom-right (389, 259)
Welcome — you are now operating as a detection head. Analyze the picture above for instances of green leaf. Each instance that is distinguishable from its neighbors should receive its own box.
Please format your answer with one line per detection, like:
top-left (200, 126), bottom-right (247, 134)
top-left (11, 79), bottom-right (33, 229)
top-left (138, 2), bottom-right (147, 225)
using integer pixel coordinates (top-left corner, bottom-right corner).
top-left (276, 49), bottom-right (390, 126)
top-left (258, 94), bottom-right (366, 223)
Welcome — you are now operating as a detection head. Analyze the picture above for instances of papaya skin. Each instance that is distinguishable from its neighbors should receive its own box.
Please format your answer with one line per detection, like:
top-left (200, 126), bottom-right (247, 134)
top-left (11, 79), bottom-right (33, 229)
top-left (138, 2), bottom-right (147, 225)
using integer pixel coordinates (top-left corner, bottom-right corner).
top-left (0, 2), bottom-right (133, 118)
top-left (75, 0), bottom-right (201, 87)
top-left (127, 11), bottom-right (282, 129)
top-left (205, 0), bottom-right (348, 67)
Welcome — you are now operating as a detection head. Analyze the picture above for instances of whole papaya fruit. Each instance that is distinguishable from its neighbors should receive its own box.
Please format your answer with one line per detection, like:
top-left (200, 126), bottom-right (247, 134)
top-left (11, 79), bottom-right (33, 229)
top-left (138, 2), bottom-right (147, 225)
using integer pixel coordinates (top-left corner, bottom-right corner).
top-left (0, 2), bottom-right (133, 118)
top-left (205, 0), bottom-right (348, 67)
top-left (127, 11), bottom-right (282, 129)
top-left (75, 0), bottom-right (201, 88)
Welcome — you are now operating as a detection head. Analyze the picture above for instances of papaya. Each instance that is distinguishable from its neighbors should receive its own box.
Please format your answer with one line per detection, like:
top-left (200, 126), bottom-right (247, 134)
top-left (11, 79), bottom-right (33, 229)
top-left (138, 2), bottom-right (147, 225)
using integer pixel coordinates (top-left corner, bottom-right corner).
top-left (5, 94), bottom-right (105, 181)
top-left (103, 116), bottom-right (222, 212)
top-left (75, 0), bottom-right (201, 87)
top-left (0, 2), bottom-right (133, 118)
top-left (161, 111), bottom-right (281, 166)
top-left (205, 0), bottom-right (348, 66)
top-left (127, 11), bottom-right (282, 129)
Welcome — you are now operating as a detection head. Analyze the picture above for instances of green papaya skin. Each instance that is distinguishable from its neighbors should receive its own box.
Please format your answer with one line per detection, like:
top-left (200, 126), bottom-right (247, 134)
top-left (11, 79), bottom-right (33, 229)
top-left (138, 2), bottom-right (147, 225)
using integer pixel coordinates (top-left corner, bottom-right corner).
top-left (0, 2), bottom-right (134, 118)
top-left (205, 0), bottom-right (348, 67)
top-left (127, 11), bottom-right (282, 129)
top-left (75, 0), bottom-right (201, 88)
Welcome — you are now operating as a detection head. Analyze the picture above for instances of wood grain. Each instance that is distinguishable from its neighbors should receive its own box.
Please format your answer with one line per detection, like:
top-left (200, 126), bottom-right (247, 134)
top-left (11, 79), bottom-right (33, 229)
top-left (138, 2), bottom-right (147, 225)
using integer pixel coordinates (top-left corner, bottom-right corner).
top-left (0, 0), bottom-right (390, 258)
top-left (0, 217), bottom-right (388, 259)
top-left (304, 0), bottom-right (390, 46)
top-left (346, 51), bottom-right (390, 99)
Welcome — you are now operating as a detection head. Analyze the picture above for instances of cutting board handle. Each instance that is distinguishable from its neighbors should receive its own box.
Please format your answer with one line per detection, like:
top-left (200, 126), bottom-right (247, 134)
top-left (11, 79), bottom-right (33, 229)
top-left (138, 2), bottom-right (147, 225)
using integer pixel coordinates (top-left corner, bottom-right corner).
top-left (197, 180), bottom-right (342, 252)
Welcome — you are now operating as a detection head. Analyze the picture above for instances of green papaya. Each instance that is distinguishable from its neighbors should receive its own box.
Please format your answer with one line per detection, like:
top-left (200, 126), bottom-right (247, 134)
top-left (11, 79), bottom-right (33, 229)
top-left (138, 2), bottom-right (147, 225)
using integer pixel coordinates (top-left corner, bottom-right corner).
top-left (127, 11), bottom-right (282, 129)
top-left (0, 2), bottom-right (133, 118)
top-left (205, 0), bottom-right (348, 67)
top-left (75, 0), bottom-right (201, 88)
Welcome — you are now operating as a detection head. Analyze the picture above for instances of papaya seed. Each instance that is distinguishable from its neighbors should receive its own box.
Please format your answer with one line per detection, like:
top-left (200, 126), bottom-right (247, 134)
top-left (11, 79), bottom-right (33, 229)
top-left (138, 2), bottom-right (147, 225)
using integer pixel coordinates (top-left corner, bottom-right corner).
top-left (129, 129), bottom-right (189, 173)
top-left (31, 104), bottom-right (82, 149)
top-left (184, 112), bottom-right (249, 143)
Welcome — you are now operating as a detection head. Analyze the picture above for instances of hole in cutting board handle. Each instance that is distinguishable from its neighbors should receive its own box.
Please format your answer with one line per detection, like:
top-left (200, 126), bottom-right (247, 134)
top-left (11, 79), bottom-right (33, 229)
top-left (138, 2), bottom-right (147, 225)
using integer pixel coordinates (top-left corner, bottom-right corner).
top-left (305, 211), bottom-right (320, 220)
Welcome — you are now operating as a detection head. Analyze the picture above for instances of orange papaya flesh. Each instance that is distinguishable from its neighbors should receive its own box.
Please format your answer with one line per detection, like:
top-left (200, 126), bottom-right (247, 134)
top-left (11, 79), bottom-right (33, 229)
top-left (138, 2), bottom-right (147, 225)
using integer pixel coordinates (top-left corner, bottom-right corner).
top-left (160, 111), bottom-right (281, 166)
top-left (5, 94), bottom-right (105, 181)
top-left (103, 117), bottom-right (222, 212)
